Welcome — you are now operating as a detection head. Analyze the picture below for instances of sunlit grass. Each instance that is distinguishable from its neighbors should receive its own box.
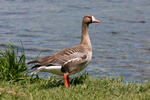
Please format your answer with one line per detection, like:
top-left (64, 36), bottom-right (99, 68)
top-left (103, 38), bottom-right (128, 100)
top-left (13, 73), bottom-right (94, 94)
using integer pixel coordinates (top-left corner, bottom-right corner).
top-left (0, 73), bottom-right (150, 100)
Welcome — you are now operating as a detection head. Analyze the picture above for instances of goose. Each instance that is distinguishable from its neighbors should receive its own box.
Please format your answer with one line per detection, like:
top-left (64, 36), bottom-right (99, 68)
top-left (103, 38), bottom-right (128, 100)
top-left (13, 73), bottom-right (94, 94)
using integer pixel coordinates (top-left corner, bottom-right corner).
top-left (28, 15), bottom-right (100, 87)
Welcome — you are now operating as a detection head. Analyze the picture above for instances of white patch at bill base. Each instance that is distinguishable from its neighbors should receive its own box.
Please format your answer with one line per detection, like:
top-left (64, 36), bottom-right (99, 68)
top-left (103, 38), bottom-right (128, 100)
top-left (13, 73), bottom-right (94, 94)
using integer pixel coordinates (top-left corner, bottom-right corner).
top-left (92, 16), bottom-right (96, 22)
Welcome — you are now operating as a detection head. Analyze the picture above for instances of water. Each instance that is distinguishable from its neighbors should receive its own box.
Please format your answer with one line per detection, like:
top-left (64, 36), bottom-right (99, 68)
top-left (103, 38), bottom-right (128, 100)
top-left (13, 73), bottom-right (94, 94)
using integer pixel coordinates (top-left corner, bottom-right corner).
top-left (0, 0), bottom-right (150, 82)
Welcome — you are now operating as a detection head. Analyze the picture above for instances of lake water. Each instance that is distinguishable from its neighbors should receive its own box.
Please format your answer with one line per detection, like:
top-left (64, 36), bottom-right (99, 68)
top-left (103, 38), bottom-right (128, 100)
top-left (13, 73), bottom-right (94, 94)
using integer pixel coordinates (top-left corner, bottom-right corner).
top-left (0, 0), bottom-right (150, 82)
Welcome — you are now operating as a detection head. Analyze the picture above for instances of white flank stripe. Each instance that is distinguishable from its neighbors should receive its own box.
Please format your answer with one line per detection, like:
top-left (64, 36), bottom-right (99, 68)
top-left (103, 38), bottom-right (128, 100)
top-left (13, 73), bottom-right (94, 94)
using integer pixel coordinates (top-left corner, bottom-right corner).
top-left (34, 65), bottom-right (63, 75)
top-left (64, 58), bottom-right (80, 65)
top-left (38, 66), bottom-right (62, 70)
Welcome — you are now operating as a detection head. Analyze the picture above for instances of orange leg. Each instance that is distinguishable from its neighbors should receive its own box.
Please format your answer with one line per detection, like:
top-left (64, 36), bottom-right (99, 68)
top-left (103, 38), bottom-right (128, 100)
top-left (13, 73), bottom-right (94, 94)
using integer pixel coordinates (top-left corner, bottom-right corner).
top-left (67, 75), bottom-right (70, 86)
top-left (64, 74), bottom-right (70, 87)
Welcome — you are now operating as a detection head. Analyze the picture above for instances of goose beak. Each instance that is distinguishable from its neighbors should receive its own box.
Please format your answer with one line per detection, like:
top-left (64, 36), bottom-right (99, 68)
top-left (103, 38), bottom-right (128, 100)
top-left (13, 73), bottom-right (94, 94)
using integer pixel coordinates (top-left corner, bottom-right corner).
top-left (92, 16), bottom-right (100, 23)
top-left (93, 19), bottom-right (100, 23)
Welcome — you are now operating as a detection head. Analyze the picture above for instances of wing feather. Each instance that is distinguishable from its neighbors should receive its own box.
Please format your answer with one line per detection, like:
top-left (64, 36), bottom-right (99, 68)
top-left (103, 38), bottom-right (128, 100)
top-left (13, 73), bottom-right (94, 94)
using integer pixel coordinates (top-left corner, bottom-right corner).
top-left (28, 45), bottom-right (88, 69)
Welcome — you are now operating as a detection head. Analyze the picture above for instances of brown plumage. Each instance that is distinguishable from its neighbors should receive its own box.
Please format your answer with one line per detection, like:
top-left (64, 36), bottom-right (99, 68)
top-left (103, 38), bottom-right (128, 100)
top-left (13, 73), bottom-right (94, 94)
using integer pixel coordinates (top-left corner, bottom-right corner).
top-left (28, 15), bottom-right (100, 87)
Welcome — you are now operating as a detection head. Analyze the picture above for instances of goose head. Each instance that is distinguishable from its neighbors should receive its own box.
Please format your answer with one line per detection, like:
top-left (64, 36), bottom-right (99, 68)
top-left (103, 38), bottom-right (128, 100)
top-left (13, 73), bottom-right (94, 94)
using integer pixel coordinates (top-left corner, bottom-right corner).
top-left (83, 15), bottom-right (100, 24)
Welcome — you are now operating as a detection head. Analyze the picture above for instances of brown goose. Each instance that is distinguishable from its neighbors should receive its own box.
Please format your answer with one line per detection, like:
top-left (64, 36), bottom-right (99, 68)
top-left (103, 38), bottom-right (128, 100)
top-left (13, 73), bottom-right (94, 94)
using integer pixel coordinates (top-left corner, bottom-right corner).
top-left (28, 15), bottom-right (100, 87)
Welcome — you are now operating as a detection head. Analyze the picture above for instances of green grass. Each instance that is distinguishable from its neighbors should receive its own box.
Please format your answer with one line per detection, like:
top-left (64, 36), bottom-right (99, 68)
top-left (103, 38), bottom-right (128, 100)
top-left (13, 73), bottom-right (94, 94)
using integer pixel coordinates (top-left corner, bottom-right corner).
top-left (0, 74), bottom-right (150, 100)
top-left (0, 44), bottom-right (150, 100)
top-left (0, 44), bottom-right (27, 81)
